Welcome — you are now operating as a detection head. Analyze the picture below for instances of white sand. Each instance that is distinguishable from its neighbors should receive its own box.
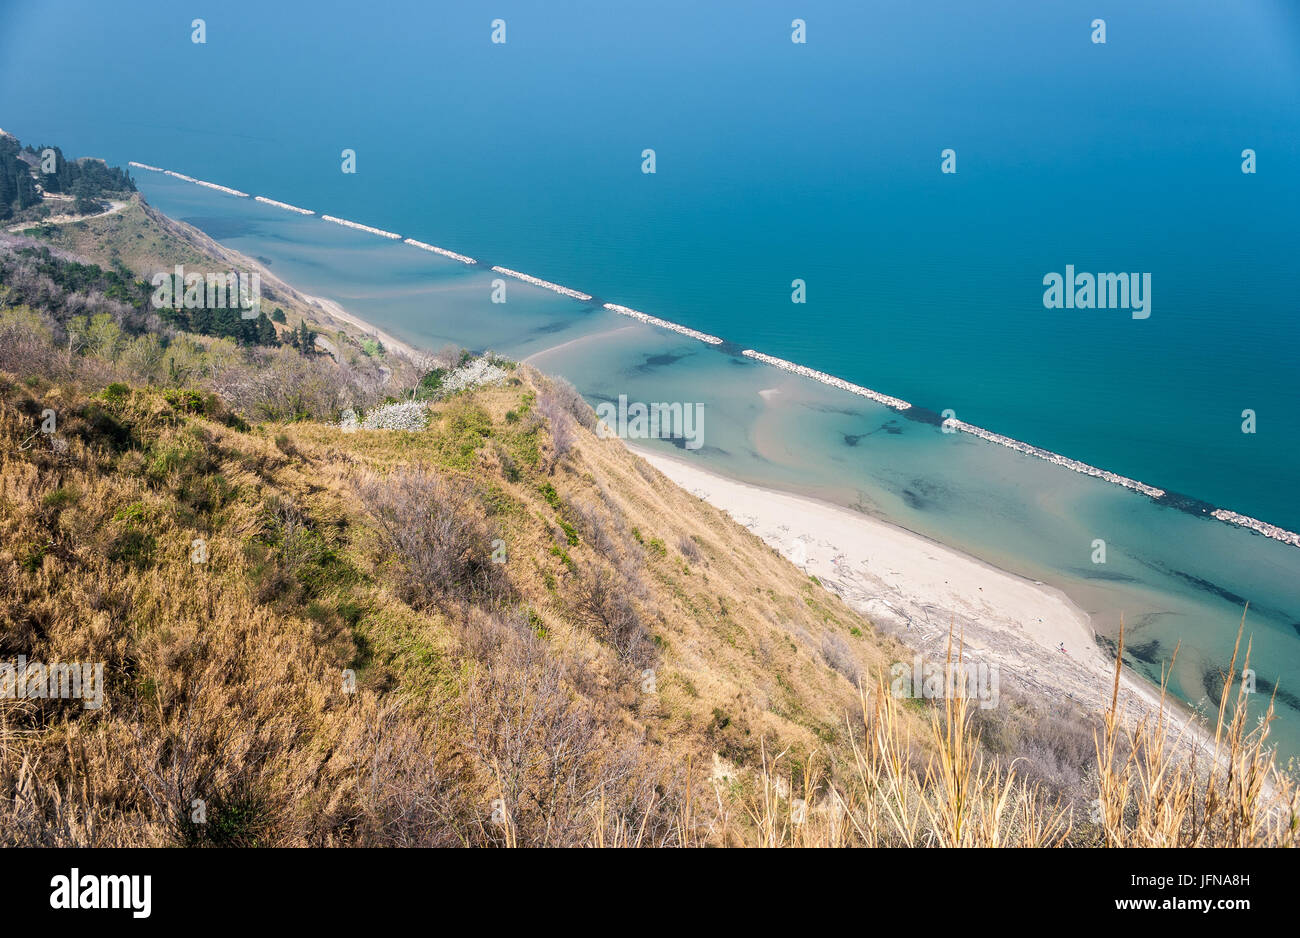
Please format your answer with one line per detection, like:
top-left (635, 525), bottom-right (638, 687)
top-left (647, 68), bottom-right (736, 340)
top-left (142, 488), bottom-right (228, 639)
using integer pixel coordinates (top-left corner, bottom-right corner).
top-left (637, 446), bottom-right (1218, 754)
top-left (303, 293), bottom-right (420, 360)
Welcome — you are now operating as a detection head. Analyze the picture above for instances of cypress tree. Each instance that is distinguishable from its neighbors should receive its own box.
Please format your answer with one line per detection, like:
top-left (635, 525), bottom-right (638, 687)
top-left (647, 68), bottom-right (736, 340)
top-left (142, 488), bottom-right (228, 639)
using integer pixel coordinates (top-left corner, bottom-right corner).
top-left (255, 311), bottom-right (278, 345)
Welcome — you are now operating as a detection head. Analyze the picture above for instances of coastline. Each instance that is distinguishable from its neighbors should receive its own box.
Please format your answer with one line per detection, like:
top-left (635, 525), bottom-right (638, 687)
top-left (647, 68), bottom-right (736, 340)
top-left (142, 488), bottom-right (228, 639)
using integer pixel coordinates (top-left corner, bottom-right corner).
top-left (302, 292), bottom-right (420, 360)
top-left (633, 444), bottom-right (1220, 759)
top-left (125, 159), bottom-right (1300, 553)
top-left (118, 167), bottom-right (1288, 764)
top-left (170, 214), bottom-right (1177, 733)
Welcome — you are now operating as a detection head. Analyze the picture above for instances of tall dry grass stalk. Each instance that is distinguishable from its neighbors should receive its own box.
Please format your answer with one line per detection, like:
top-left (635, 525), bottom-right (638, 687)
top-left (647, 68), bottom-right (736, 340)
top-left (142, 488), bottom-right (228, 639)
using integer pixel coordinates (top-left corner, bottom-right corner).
top-left (711, 631), bottom-right (1069, 847)
top-left (1094, 610), bottom-right (1300, 848)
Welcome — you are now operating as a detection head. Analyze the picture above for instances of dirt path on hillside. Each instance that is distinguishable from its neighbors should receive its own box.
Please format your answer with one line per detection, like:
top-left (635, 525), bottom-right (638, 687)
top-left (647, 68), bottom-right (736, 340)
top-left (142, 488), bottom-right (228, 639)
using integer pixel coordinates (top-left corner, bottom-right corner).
top-left (5, 197), bottom-right (127, 233)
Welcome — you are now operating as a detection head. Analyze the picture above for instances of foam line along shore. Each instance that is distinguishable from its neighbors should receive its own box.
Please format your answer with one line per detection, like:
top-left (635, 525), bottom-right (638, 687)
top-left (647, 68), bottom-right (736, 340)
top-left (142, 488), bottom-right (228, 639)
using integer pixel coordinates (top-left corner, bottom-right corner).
top-left (128, 160), bottom-right (1300, 552)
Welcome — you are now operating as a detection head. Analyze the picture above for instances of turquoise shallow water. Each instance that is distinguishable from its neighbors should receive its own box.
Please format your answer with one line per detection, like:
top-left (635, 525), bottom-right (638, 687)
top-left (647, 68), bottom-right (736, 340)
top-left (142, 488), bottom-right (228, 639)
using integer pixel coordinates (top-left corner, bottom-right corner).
top-left (2, 0), bottom-right (1298, 752)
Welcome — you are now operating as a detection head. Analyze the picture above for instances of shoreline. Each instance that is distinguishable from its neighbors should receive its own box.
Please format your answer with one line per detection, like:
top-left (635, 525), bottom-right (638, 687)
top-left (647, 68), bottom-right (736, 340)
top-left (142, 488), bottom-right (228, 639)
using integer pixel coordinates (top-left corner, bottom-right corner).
top-left (301, 293), bottom-right (421, 360)
top-left (129, 158), bottom-right (1300, 552)
top-left (112, 193), bottom-right (424, 365)
top-left (632, 444), bottom-right (1221, 761)
top-left (69, 173), bottom-right (1240, 769)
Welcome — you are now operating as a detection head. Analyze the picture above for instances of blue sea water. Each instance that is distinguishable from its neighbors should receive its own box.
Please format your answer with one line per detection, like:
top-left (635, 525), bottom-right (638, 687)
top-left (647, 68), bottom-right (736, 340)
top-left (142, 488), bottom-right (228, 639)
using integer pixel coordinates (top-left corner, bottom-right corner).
top-left (3, 1), bottom-right (1300, 750)
top-left (4, 0), bottom-right (1297, 526)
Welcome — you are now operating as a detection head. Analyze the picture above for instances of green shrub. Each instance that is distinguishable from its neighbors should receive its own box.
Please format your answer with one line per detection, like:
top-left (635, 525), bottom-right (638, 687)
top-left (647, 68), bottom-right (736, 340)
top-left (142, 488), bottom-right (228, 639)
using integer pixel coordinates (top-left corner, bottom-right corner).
top-left (557, 519), bottom-right (580, 546)
top-left (538, 482), bottom-right (562, 511)
top-left (42, 486), bottom-right (78, 509)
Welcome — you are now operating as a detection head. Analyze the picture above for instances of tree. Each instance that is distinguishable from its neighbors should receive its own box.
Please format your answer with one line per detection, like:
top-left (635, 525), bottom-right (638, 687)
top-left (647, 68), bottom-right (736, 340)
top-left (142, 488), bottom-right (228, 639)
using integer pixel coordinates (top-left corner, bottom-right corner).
top-left (72, 178), bottom-right (103, 215)
top-left (48, 145), bottom-right (72, 192)
top-left (0, 140), bottom-right (39, 219)
top-left (255, 311), bottom-right (278, 345)
top-left (0, 168), bottom-right (13, 221)
top-left (295, 321), bottom-right (317, 354)
top-left (189, 305), bottom-right (215, 337)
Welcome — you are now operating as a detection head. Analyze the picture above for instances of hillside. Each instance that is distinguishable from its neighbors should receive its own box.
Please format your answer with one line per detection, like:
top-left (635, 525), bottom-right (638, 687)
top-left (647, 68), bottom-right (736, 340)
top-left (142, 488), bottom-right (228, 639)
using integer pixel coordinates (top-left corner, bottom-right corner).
top-left (2, 356), bottom-right (1293, 847)
top-left (0, 356), bottom-right (939, 845)
top-left (0, 138), bottom-right (1295, 847)
top-left (7, 183), bottom-right (411, 368)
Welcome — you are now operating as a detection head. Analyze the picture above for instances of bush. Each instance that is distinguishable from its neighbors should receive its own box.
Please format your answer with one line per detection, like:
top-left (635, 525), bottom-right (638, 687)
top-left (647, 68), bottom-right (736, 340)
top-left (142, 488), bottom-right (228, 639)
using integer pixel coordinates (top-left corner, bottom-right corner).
top-left (820, 633), bottom-right (860, 686)
top-left (415, 368), bottom-right (445, 400)
top-left (359, 400), bottom-right (428, 431)
top-left (102, 382), bottom-right (130, 403)
top-left (544, 376), bottom-right (596, 431)
top-left (678, 536), bottom-right (702, 564)
top-left (439, 357), bottom-right (509, 397)
top-left (360, 468), bottom-right (509, 608)
top-left (570, 497), bottom-right (641, 563)
top-left (210, 345), bottom-right (390, 422)
top-left (535, 390), bottom-right (575, 466)
top-left (0, 307), bottom-right (64, 381)
top-left (462, 614), bottom-right (673, 846)
top-left (573, 565), bottom-right (652, 662)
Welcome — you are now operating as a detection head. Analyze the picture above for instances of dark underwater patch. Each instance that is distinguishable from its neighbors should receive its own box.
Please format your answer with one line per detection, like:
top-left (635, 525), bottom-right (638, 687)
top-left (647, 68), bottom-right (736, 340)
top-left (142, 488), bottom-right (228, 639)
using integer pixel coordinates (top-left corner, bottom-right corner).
top-left (1126, 640), bottom-right (1162, 665)
top-left (844, 420), bottom-right (904, 447)
top-left (1163, 568), bottom-right (1249, 607)
top-left (901, 406), bottom-right (946, 427)
top-left (1154, 489), bottom-right (1218, 517)
top-left (661, 439), bottom-right (727, 456)
top-left (633, 351), bottom-right (688, 373)
top-left (802, 402), bottom-right (862, 417)
top-left (1078, 568), bottom-right (1140, 583)
top-left (1254, 674), bottom-right (1300, 713)
top-left (181, 215), bottom-right (259, 239)
top-left (1194, 666), bottom-right (1300, 713)
top-left (530, 319), bottom-right (571, 336)
top-left (1203, 666), bottom-right (1227, 702)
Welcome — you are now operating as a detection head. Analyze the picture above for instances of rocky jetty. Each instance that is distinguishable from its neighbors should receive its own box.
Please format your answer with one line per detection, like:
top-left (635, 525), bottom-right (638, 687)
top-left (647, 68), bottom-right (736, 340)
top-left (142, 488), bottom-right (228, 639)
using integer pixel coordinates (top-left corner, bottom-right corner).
top-left (492, 265), bottom-right (591, 301)
top-left (606, 303), bottom-right (723, 345)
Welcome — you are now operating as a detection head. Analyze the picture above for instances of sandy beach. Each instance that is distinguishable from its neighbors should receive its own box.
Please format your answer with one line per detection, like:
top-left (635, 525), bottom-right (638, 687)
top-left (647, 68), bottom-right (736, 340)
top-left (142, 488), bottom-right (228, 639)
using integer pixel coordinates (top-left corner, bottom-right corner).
top-left (636, 445), bottom-right (1220, 756)
top-left (304, 293), bottom-right (421, 360)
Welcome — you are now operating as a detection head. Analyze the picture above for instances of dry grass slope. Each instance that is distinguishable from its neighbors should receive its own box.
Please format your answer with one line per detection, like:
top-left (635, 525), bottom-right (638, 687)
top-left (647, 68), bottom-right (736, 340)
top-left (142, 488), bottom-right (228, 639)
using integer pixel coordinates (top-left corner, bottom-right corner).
top-left (0, 317), bottom-right (1295, 846)
top-left (0, 361), bottom-right (934, 845)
